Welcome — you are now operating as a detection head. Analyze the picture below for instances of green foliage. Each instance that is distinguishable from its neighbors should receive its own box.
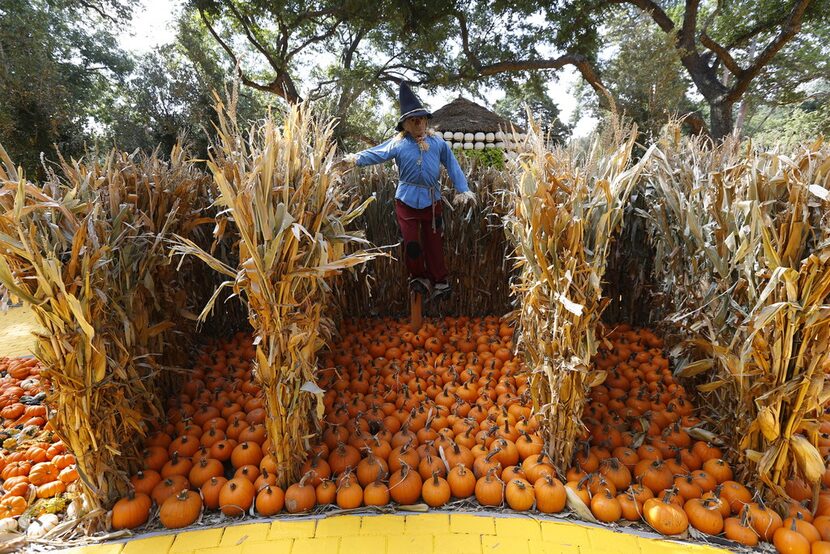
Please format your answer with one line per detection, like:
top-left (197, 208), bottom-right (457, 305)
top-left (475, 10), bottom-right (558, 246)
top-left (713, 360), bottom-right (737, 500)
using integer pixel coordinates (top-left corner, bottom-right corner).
top-left (0, 0), bottom-right (136, 176)
top-left (747, 84), bottom-right (830, 147)
top-left (494, 74), bottom-right (570, 144)
top-left (457, 147), bottom-right (506, 170)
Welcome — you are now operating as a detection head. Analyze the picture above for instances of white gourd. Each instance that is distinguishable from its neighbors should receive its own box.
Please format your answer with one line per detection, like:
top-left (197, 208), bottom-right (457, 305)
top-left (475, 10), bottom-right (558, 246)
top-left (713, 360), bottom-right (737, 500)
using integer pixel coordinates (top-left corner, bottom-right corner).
top-left (474, 132), bottom-right (485, 141)
top-left (27, 522), bottom-right (45, 539)
top-left (38, 514), bottom-right (59, 533)
top-left (485, 132), bottom-right (495, 142)
top-left (452, 142), bottom-right (463, 150)
top-left (443, 131), bottom-right (454, 140)
top-left (463, 142), bottom-right (474, 150)
top-left (495, 131), bottom-right (504, 140)
top-left (0, 518), bottom-right (18, 533)
top-left (453, 131), bottom-right (464, 141)
top-left (484, 143), bottom-right (495, 149)
top-left (474, 142), bottom-right (485, 150)
top-left (495, 141), bottom-right (505, 148)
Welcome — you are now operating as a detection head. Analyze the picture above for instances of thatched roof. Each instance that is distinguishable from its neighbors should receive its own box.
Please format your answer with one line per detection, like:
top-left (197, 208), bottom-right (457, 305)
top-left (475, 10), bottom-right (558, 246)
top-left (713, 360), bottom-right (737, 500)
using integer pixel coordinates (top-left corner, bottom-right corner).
top-left (429, 97), bottom-right (525, 134)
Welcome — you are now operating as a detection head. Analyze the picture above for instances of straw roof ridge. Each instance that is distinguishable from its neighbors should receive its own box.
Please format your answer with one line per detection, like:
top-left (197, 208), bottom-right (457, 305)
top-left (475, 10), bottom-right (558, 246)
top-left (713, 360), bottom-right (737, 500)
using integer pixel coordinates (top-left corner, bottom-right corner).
top-left (430, 97), bottom-right (525, 134)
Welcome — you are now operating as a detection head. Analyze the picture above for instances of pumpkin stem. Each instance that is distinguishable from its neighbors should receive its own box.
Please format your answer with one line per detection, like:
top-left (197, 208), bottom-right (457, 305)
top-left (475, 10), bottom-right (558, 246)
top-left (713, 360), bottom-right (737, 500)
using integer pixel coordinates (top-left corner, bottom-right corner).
top-left (432, 471), bottom-right (440, 486)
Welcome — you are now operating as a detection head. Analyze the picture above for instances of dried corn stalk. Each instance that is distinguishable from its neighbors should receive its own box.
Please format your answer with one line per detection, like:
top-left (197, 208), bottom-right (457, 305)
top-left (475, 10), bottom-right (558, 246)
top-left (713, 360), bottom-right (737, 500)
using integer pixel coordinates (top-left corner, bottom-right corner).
top-left (172, 99), bottom-right (379, 486)
top-left (641, 129), bottom-right (830, 497)
top-left (504, 120), bottom-right (653, 469)
top-left (0, 143), bottom-right (211, 524)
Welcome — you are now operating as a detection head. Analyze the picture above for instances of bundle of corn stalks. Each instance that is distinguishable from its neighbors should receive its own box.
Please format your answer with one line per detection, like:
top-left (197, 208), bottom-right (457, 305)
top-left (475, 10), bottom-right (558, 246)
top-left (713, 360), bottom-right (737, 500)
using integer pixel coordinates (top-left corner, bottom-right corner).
top-left (641, 129), bottom-right (830, 498)
top-left (334, 161), bottom-right (514, 318)
top-left (172, 99), bottom-right (378, 486)
top-left (0, 143), bottom-right (212, 524)
top-left (504, 120), bottom-right (653, 469)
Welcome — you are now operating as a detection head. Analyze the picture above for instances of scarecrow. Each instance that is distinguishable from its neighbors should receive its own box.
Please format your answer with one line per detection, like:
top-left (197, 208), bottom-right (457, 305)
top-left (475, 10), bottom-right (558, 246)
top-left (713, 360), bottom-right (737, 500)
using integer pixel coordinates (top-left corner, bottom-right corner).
top-left (339, 82), bottom-right (476, 301)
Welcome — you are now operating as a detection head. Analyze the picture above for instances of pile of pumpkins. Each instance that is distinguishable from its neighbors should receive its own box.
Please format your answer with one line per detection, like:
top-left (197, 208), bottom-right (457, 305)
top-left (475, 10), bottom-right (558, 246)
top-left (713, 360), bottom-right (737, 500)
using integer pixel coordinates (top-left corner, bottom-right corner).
top-left (0, 357), bottom-right (80, 537)
top-left (103, 318), bottom-right (830, 553)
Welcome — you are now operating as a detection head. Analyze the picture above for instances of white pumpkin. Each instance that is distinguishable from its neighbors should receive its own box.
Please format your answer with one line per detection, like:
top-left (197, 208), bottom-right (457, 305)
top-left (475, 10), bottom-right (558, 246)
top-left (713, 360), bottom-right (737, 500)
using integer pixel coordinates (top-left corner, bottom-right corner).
top-left (474, 142), bottom-right (485, 150)
top-left (495, 131), bottom-right (504, 140)
top-left (453, 131), bottom-right (464, 141)
top-left (37, 514), bottom-right (59, 532)
top-left (443, 131), bottom-right (453, 140)
top-left (484, 143), bottom-right (495, 149)
top-left (27, 522), bottom-right (45, 539)
top-left (462, 132), bottom-right (473, 142)
top-left (495, 141), bottom-right (505, 148)
top-left (474, 132), bottom-right (485, 141)
top-left (452, 142), bottom-right (463, 150)
top-left (463, 142), bottom-right (474, 150)
top-left (485, 132), bottom-right (495, 142)
top-left (0, 517), bottom-right (18, 533)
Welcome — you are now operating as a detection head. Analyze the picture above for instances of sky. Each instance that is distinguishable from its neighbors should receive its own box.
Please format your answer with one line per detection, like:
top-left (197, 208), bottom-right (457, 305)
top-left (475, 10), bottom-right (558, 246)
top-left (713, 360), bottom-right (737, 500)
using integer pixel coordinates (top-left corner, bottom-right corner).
top-left (118, 0), bottom-right (597, 137)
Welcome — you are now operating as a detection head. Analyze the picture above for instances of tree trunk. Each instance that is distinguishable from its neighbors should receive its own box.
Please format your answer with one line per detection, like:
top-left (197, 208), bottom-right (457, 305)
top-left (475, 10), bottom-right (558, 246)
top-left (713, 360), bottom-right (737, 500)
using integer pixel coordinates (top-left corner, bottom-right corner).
top-left (709, 100), bottom-right (735, 141)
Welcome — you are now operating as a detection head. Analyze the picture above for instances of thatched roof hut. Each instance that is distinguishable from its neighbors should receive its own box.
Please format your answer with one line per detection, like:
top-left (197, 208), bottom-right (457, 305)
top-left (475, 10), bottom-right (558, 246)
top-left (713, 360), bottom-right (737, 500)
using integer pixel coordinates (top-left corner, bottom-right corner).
top-left (430, 97), bottom-right (526, 154)
top-left (430, 97), bottom-right (525, 135)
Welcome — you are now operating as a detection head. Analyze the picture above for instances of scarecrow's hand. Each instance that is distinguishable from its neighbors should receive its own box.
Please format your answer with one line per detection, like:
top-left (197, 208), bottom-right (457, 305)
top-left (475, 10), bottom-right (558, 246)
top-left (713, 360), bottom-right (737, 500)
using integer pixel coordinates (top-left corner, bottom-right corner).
top-left (332, 154), bottom-right (358, 173)
top-left (453, 190), bottom-right (477, 207)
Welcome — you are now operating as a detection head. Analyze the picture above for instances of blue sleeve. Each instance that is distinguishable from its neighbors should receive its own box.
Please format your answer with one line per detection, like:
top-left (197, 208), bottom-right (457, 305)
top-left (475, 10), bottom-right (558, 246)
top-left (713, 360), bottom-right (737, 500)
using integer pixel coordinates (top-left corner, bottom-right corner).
top-left (355, 137), bottom-right (399, 167)
top-left (440, 140), bottom-right (469, 193)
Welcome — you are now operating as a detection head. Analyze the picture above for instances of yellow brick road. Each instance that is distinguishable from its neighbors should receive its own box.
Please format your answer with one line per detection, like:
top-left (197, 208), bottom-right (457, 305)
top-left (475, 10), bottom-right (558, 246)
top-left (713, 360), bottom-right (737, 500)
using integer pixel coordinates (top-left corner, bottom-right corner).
top-left (53, 515), bottom-right (728, 554)
top-left (0, 306), bottom-right (729, 554)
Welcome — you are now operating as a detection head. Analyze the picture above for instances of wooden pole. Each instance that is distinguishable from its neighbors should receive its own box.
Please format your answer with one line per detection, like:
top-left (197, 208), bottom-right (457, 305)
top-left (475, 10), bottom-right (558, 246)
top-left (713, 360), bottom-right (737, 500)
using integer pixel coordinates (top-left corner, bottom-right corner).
top-left (410, 290), bottom-right (422, 330)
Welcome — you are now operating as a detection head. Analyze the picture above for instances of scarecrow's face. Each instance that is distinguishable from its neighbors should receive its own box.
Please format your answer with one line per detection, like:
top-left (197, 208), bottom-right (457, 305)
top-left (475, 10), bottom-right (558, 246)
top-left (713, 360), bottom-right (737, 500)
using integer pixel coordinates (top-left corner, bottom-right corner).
top-left (403, 116), bottom-right (428, 138)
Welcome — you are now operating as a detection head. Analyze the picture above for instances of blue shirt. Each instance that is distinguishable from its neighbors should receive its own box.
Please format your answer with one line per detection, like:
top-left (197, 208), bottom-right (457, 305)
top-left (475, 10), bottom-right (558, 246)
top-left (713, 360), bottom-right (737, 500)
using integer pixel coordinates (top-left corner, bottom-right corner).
top-left (355, 134), bottom-right (470, 209)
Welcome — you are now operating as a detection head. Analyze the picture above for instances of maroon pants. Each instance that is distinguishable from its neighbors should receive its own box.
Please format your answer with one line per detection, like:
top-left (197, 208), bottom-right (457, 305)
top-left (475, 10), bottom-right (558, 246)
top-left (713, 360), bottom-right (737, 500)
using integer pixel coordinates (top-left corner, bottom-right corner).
top-left (395, 200), bottom-right (448, 283)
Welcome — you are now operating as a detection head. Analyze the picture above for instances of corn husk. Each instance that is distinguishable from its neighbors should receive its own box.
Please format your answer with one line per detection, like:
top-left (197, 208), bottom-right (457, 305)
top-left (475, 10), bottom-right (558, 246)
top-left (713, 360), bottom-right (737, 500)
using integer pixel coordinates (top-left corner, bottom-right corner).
top-left (640, 127), bottom-right (830, 496)
top-left (172, 98), bottom-right (379, 486)
top-left (0, 142), bottom-right (213, 526)
top-left (504, 118), bottom-right (653, 469)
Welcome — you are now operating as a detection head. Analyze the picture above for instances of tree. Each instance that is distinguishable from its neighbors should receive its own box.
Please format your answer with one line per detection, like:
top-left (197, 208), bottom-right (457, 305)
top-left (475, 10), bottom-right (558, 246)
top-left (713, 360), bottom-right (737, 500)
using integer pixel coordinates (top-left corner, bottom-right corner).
top-left (544, 0), bottom-right (830, 139)
top-left (745, 80), bottom-right (830, 146)
top-left (574, 10), bottom-right (701, 139)
top-left (494, 74), bottom-right (570, 144)
top-left (100, 19), bottom-right (266, 157)
top-left (0, 0), bottom-right (136, 176)
top-left (400, 0), bottom-right (828, 139)
top-left (187, 0), bottom-right (829, 141)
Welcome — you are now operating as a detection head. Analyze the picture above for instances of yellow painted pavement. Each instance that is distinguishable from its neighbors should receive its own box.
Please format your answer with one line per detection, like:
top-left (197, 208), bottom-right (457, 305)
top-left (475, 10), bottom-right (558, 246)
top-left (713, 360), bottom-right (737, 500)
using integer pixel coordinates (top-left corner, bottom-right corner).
top-left (52, 515), bottom-right (729, 554)
top-left (0, 306), bottom-right (730, 554)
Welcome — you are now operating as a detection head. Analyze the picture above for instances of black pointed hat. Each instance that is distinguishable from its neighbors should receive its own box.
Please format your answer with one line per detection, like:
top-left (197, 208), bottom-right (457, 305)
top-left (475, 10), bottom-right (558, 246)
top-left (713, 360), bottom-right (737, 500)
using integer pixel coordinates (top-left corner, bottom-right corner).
top-left (396, 81), bottom-right (432, 131)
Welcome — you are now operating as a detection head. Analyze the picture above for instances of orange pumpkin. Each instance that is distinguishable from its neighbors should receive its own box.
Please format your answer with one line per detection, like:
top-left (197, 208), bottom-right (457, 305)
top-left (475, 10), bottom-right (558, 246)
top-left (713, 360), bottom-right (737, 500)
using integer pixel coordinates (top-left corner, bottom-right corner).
top-left (111, 491), bottom-right (152, 530)
top-left (160, 490), bottom-right (202, 529)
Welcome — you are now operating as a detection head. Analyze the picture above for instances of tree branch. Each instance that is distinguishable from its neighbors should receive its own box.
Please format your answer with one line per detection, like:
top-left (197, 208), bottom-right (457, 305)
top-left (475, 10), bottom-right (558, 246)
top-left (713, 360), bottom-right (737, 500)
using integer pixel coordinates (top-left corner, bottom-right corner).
top-left (727, 0), bottom-right (812, 102)
top-left (76, 0), bottom-right (120, 24)
top-left (476, 54), bottom-right (608, 96)
top-left (700, 32), bottom-right (742, 75)
top-left (453, 9), bottom-right (482, 72)
top-left (679, 0), bottom-right (701, 49)
top-left (342, 28), bottom-right (367, 69)
top-left (287, 22), bottom-right (344, 60)
top-left (223, 1), bottom-right (282, 72)
top-left (607, 0), bottom-right (675, 33)
top-left (199, 8), bottom-right (301, 103)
